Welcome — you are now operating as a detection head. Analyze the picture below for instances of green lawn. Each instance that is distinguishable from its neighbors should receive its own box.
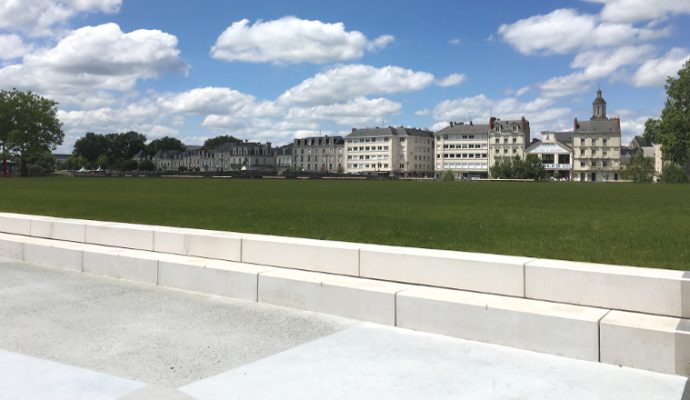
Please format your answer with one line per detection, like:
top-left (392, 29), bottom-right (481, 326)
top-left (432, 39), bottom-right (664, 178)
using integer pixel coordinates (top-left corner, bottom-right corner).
top-left (1, 177), bottom-right (688, 270)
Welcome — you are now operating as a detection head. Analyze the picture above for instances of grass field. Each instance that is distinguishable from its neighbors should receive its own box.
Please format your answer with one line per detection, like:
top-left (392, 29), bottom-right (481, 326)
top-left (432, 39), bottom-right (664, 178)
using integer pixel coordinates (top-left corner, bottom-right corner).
top-left (1, 177), bottom-right (688, 270)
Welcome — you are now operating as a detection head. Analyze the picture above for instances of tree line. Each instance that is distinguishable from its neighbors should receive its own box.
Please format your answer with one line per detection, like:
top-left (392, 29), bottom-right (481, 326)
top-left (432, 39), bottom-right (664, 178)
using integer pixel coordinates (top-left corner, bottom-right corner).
top-left (65, 132), bottom-right (187, 171)
top-left (640, 59), bottom-right (690, 183)
top-left (65, 133), bottom-right (245, 171)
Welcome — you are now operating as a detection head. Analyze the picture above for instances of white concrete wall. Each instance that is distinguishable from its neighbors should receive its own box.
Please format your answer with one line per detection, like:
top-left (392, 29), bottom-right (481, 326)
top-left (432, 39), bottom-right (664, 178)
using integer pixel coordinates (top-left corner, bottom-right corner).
top-left (258, 269), bottom-right (408, 325)
top-left (360, 244), bottom-right (530, 297)
top-left (243, 234), bottom-right (360, 276)
top-left (397, 286), bottom-right (607, 361)
top-left (158, 258), bottom-right (274, 301)
top-left (526, 259), bottom-right (688, 318)
top-left (600, 310), bottom-right (690, 375)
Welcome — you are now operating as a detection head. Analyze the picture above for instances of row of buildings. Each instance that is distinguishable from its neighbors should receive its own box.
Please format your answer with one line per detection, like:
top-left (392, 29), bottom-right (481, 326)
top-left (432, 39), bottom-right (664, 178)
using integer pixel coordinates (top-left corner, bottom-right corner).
top-left (146, 90), bottom-right (653, 181)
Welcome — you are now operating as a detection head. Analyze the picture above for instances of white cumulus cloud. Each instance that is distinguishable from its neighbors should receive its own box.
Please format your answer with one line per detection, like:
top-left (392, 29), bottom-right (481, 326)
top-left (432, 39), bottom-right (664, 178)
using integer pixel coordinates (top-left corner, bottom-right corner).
top-left (437, 73), bottom-right (466, 87)
top-left (0, 34), bottom-right (31, 60)
top-left (498, 8), bottom-right (665, 55)
top-left (286, 97), bottom-right (401, 126)
top-left (585, 0), bottom-right (690, 23)
top-left (211, 17), bottom-right (394, 64)
top-left (632, 47), bottom-right (690, 87)
top-left (0, 23), bottom-right (187, 105)
top-left (0, 0), bottom-right (121, 36)
top-left (278, 64), bottom-right (435, 105)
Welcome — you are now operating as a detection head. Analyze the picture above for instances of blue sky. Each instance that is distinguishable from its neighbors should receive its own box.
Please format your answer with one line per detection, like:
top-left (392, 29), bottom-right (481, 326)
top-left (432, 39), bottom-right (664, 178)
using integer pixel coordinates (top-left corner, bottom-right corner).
top-left (1, 0), bottom-right (689, 152)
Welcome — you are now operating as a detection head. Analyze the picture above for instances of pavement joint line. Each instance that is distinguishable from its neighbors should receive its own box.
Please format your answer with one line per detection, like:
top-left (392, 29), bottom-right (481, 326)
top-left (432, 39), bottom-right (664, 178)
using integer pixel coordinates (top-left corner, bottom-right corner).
top-left (597, 309), bottom-right (613, 362)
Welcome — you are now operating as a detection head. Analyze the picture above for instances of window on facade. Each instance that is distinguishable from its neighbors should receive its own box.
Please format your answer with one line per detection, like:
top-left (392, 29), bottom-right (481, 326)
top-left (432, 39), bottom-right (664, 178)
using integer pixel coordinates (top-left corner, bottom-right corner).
top-left (602, 161), bottom-right (607, 167)
top-left (504, 149), bottom-right (508, 154)
top-left (503, 138), bottom-right (508, 144)
top-left (512, 138), bottom-right (517, 144)
top-left (580, 138), bottom-right (585, 145)
top-left (495, 138), bottom-right (499, 144)
top-left (603, 139), bottom-right (608, 146)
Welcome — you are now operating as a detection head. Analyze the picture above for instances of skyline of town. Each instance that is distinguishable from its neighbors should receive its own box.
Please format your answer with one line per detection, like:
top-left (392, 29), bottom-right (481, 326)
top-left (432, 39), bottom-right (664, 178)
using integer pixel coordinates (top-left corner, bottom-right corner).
top-left (1, 1), bottom-right (689, 153)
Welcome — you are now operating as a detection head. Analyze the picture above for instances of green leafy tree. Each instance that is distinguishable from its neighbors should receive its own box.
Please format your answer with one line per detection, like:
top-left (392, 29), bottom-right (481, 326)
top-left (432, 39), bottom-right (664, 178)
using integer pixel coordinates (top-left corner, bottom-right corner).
top-left (660, 162), bottom-right (689, 183)
top-left (73, 132), bottom-right (110, 164)
top-left (490, 156), bottom-right (545, 180)
top-left (652, 58), bottom-right (690, 164)
top-left (643, 118), bottom-right (661, 144)
top-left (25, 150), bottom-right (56, 174)
top-left (120, 159), bottom-right (138, 171)
top-left (62, 155), bottom-right (87, 170)
top-left (74, 131), bottom-right (147, 167)
top-left (203, 135), bottom-right (243, 149)
top-left (96, 154), bottom-right (109, 169)
top-left (138, 160), bottom-right (156, 171)
top-left (146, 136), bottom-right (186, 156)
top-left (106, 131), bottom-right (147, 165)
top-left (440, 170), bottom-right (455, 182)
top-left (0, 89), bottom-right (64, 176)
top-left (623, 153), bottom-right (654, 183)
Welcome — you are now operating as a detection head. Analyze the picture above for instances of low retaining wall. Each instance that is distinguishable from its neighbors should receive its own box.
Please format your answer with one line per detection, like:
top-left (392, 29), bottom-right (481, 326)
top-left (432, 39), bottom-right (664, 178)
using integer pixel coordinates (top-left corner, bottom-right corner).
top-left (0, 212), bottom-right (688, 376)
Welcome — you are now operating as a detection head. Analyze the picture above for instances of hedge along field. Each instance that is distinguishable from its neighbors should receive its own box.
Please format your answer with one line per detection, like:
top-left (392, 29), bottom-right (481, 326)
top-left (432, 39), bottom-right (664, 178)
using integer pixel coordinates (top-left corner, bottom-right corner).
top-left (1, 177), bottom-right (688, 270)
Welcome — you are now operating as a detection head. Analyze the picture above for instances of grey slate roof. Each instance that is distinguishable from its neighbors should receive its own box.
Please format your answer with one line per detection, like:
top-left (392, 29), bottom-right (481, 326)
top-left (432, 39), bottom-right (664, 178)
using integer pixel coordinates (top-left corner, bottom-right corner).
top-left (347, 127), bottom-right (433, 139)
top-left (575, 119), bottom-right (620, 133)
top-left (435, 123), bottom-right (490, 136)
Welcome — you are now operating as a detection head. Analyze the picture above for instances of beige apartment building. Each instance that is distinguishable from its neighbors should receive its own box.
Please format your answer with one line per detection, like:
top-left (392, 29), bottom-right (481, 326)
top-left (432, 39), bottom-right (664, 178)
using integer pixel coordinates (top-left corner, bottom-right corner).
top-left (435, 122), bottom-right (490, 179)
top-left (572, 90), bottom-right (621, 182)
top-left (344, 127), bottom-right (434, 176)
top-left (488, 117), bottom-right (531, 176)
top-left (293, 136), bottom-right (344, 173)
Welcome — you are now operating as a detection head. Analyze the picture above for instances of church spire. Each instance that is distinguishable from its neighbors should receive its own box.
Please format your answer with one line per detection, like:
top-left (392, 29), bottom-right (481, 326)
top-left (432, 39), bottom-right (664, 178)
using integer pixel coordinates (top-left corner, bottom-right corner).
top-left (592, 88), bottom-right (607, 120)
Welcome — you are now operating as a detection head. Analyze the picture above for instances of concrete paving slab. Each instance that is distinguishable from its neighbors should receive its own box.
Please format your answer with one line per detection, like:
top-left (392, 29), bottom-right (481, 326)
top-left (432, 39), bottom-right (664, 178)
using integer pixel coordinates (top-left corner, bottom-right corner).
top-left (0, 259), bottom-right (355, 388)
top-left (0, 350), bottom-right (144, 400)
top-left (181, 323), bottom-right (687, 400)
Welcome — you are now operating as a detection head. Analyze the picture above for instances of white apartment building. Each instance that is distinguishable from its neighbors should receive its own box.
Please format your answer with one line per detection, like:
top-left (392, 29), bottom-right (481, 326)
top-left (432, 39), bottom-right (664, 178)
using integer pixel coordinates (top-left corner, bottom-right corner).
top-left (344, 127), bottom-right (434, 177)
top-left (488, 117), bottom-right (531, 175)
top-left (573, 90), bottom-right (622, 182)
top-left (435, 122), bottom-right (490, 179)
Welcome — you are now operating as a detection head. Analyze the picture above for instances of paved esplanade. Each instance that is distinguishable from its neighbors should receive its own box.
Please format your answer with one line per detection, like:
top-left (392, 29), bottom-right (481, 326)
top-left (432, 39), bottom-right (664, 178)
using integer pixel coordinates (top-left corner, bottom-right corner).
top-left (0, 257), bottom-right (686, 400)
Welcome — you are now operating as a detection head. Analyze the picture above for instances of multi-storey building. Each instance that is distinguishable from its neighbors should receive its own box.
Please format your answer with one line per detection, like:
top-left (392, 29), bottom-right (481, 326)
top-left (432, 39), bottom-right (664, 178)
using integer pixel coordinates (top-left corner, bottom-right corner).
top-left (292, 136), bottom-right (344, 173)
top-left (434, 122), bottom-right (490, 179)
top-left (488, 117), bottom-right (531, 175)
top-left (273, 144), bottom-right (293, 173)
top-left (344, 127), bottom-right (434, 177)
top-left (572, 90), bottom-right (621, 182)
top-left (152, 142), bottom-right (274, 172)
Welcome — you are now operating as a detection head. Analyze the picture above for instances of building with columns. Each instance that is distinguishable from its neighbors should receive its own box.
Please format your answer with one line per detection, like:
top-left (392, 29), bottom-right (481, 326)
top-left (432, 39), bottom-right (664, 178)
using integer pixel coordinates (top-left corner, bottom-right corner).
top-left (526, 132), bottom-right (573, 180)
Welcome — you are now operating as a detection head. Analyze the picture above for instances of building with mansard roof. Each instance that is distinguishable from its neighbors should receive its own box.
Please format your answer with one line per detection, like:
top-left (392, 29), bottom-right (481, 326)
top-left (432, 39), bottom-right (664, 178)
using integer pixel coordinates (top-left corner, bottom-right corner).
top-left (292, 136), bottom-right (344, 173)
top-left (572, 89), bottom-right (622, 182)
